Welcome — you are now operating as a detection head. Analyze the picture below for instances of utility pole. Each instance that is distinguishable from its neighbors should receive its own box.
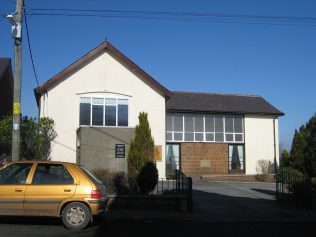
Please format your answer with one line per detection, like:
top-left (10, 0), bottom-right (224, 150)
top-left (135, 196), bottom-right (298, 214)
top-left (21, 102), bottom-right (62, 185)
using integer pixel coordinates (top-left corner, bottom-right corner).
top-left (7, 0), bottom-right (24, 161)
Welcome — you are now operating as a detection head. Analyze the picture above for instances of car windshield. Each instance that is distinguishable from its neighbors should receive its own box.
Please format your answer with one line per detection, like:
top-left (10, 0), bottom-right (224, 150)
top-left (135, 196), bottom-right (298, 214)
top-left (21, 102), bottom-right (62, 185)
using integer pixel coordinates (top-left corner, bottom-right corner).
top-left (79, 165), bottom-right (103, 185)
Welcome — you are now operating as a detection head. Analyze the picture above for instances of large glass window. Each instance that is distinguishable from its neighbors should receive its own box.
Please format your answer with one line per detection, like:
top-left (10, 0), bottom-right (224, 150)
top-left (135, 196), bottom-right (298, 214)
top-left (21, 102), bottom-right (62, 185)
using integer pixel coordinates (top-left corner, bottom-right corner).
top-left (79, 96), bottom-right (128, 127)
top-left (166, 113), bottom-right (244, 143)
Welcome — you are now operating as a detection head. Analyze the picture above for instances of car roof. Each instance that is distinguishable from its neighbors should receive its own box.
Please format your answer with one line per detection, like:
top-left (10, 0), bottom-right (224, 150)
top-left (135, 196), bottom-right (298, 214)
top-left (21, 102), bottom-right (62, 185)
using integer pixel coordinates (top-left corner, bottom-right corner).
top-left (6, 160), bottom-right (76, 165)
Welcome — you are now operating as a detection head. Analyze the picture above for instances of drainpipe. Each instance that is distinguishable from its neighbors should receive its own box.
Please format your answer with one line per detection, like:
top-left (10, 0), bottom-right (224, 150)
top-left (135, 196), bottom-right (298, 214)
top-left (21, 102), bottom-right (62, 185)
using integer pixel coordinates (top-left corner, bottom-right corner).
top-left (273, 118), bottom-right (277, 173)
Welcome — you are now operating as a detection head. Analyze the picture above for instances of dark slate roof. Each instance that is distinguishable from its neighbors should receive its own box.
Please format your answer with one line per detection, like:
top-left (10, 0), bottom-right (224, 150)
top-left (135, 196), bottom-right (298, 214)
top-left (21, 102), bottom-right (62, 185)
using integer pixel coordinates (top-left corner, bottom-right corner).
top-left (166, 91), bottom-right (284, 116)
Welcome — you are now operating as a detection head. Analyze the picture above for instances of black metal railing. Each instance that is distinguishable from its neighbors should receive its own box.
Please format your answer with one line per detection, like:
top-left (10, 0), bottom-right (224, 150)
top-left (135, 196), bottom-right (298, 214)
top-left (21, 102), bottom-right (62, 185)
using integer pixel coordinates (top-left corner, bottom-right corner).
top-left (103, 169), bottom-right (193, 210)
top-left (276, 168), bottom-right (313, 209)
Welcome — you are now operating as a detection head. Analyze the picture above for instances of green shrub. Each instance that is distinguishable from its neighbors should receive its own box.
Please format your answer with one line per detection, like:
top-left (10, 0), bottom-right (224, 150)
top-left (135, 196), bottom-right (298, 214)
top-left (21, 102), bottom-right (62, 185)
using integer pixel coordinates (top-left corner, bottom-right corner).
top-left (291, 181), bottom-right (312, 208)
top-left (91, 168), bottom-right (113, 183)
top-left (113, 172), bottom-right (130, 194)
top-left (137, 161), bottom-right (158, 194)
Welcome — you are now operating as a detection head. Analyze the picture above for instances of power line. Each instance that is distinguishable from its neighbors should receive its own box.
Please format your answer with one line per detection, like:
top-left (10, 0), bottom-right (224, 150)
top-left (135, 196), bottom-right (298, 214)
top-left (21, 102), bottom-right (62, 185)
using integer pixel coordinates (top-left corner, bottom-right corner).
top-left (23, 8), bottom-right (316, 27)
top-left (24, 7), bottom-right (39, 87)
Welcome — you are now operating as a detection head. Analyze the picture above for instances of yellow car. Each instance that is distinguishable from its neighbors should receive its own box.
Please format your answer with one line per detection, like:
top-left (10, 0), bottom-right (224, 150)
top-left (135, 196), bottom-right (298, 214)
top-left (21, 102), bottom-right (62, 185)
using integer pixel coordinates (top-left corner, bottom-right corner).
top-left (0, 160), bottom-right (106, 230)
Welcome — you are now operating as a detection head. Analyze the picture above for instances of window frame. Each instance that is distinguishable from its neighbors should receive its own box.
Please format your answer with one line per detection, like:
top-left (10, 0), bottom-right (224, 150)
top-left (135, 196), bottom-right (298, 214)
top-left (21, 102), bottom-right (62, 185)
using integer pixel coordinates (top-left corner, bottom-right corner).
top-left (31, 164), bottom-right (75, 185)
top-left (228, 144), bottom-right (245, 174)
top-left (79, 94), bottom-right (129, 128)
top-left (166, 113), bottom-right (244, 143)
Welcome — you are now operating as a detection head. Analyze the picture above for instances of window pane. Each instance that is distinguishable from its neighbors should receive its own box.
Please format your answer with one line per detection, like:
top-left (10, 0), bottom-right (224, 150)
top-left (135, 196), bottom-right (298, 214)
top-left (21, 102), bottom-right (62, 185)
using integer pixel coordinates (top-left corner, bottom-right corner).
top-left (225, 116), bottom-right (234, 133)
top-left (0, 163), bottom-right (32, 184)
top-left (92, 97), bottom-right (104, 105)
top-left (166, 114), bottom-right (172, 131)
top-left (215, 116), bottom-right (223, 132)
top-left (184, 115), bottom-right (194, 132)
top-left (80, 98), bottom-right (91, 126)
top-left (195, 116), bottom-right (204, 132)
top-left (105, 98), bottom-right (116, 105)
top-left (235, 134), bottom-right (243, 142)
top-left (195, 133), bottom-right (203, 141)
top-left (225, 133), bottom-right (234, 142)
top-left (205, 116), bottom-right (214, 132)
top-left (118, 100), bottom-right (128, 126)
top-left (166, 132), bottom-right (172, 141)
top-left (234, 117), bottom-right (243, 133)
top-left (32, 164), bottom-right (74, 184)
top-left (229, 145), bottom-right (244, 171)
top-left (92, 105), bottom-right (103, 126)
top-left (174, 114), bottom-right (183, 132)
top-left (105, 106), bottom-right (116, 126)
top-left (184, 132), bottom-right (194, 141)
top-left (205, 133), bottom-right (214, 141)
top-left (174, 133), bottom-right (183, 141)
top-left (215, 133), bottom-right (224, 142)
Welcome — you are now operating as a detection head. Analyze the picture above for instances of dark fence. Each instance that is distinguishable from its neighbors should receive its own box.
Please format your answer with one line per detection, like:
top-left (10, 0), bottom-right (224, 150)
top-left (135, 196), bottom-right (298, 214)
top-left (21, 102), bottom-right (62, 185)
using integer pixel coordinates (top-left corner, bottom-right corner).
top-left (276, 168), bottom-right (314, 209)
top-left (103, 169), bottom-right (193, 210)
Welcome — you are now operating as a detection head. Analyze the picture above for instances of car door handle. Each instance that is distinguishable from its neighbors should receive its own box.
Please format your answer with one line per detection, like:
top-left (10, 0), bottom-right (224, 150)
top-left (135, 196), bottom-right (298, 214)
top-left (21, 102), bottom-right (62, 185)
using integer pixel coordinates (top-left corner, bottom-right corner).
top-left (64, 189), bottom-right (71, 192)
top-left (15, 189), bottom-right (23, 192)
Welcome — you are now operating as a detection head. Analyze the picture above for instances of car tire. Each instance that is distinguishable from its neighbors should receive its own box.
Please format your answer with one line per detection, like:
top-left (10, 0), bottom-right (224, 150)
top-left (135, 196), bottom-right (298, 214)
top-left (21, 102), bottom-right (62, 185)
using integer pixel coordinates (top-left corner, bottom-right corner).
top-left (62, 202), bottom-right (91, 230)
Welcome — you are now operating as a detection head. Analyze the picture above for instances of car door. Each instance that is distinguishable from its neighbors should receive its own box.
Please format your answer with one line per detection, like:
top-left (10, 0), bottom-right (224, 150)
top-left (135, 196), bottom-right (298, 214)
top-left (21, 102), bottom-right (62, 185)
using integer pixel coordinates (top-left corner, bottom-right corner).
top-left (24, 163), bottom-right (76, 216)
top-left (0, 163), bottom-right (33, 215)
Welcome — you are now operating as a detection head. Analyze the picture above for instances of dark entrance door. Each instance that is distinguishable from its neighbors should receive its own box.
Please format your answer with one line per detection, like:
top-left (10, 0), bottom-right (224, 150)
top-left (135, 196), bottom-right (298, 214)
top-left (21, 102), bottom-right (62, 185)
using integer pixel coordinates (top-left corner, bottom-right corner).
top-left (166, 144), bottom-right (180, 178)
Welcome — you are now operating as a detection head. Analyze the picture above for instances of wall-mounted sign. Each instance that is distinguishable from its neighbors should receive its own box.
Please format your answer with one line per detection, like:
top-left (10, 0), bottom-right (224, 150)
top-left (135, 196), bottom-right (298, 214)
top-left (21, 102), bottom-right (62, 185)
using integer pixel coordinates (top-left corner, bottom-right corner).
top-left (154, 145), bottom-right (162, 161)
top-left (115, 144), bottom-right (125, 158)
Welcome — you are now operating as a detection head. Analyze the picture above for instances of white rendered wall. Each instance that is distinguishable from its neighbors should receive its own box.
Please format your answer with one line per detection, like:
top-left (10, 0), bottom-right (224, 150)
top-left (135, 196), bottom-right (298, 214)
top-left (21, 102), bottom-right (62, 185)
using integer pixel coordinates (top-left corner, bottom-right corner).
top-left (40, 51), bottom-right (166, 178)
top-left (244, 115), bottom-right (279, 175)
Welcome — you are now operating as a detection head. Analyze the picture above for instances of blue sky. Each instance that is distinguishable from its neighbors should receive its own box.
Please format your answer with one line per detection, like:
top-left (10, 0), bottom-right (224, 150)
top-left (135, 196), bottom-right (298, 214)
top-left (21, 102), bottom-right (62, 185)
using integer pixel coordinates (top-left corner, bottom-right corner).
top-left (1, 0), bottom-right (316, 150)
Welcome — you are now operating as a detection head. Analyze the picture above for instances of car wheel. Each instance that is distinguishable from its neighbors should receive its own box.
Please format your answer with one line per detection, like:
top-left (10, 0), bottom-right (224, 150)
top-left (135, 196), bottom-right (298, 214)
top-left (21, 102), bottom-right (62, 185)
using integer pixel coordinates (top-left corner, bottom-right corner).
top-left (62, 202), bottom-right (91, 230)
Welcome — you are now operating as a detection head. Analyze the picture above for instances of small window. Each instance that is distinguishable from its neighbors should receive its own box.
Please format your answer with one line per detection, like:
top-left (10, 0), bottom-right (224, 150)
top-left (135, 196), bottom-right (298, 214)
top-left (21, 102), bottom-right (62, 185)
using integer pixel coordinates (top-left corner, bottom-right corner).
top-left (184, 132), bottom-right (194, 141)
top-left (195, 133), bottom-right (203, 141)
top-left (225, 133), bottom-right (234, 142)
top-left (195, 116), bottom-right (204, 132)
top-left (174, 115), bottom-right (183, 132)
top-left (32, 164), bottom-right (74, 185)
top-left (234, 117), bottom-right (243, 133)
top-left (215, 116), bottom-right (224, 133)
top-left (225, 116), bottom-right (234, 133)
top-left (184, 115), bottom-right (194, 132)
top-left (166, 115), bottom-right (172, 131)
top-left (235, 134), bottom-right (243, 142)
top-left (92, 99), bottom-right (104, 126)
top-left (205, 133), bottom-right (214, 141)
top-left (105, 105), bottom-right (116, 126)
top-left (174, 133), bottom-right (183, 141)
top-left (79, 97), bottom-right (91, 126)
top-left (166, 132), bottom-right (172, 141)
top-left (92, 105), bottom-right (103, 126)
top-left (205, 116), bottom-right (214, 132)
top-left (215, 132), bottom-right (224, 142)
top-left (118, 99), bottom-right (128, 126)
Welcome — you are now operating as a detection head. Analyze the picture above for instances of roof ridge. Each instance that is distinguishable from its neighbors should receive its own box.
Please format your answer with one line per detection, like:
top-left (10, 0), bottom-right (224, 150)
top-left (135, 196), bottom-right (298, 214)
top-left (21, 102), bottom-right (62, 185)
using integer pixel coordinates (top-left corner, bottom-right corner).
top-left (171, 90), bottom-right (260, 98)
